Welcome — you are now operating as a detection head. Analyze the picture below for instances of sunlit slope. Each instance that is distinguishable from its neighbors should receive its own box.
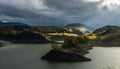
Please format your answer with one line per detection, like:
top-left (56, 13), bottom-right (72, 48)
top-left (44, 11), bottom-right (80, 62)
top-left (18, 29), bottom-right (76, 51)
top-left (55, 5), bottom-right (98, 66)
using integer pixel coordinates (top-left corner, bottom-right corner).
top-left (65, 23), bottom-right (94, 35)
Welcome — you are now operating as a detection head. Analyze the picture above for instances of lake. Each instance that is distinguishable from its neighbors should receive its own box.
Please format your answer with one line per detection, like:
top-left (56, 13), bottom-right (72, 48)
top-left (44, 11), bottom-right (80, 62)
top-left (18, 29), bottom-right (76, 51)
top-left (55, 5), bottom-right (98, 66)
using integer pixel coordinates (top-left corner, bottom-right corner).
top-left (0, 44), bottom-right (120, 69)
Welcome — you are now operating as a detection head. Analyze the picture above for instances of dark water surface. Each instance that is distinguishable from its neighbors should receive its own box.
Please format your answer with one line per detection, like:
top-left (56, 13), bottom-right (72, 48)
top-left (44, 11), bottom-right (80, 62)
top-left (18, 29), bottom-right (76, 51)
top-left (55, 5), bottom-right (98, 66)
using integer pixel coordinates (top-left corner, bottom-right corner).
top-left (0, 44), bottom-right (120, 69)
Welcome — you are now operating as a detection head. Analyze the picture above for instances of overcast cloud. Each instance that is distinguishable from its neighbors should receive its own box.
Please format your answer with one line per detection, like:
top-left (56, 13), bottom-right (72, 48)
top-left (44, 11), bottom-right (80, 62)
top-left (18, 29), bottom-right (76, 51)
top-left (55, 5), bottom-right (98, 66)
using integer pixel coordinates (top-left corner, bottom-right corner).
top-left (0, 0), bottom-right (120, 28)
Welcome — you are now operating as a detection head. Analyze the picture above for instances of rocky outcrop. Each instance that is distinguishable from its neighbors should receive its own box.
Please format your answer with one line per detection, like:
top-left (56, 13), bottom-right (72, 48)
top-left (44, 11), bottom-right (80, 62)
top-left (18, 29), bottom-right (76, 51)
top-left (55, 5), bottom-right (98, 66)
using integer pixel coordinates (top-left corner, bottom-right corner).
top-left (41, 49), bottom-right (91, 62)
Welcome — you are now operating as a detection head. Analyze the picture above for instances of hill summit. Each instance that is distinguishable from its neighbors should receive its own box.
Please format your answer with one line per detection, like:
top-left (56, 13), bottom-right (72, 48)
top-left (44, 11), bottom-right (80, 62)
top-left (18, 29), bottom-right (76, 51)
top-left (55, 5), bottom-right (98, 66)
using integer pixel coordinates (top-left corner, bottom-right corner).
top-left (65, 23), bottom-right (93, 35)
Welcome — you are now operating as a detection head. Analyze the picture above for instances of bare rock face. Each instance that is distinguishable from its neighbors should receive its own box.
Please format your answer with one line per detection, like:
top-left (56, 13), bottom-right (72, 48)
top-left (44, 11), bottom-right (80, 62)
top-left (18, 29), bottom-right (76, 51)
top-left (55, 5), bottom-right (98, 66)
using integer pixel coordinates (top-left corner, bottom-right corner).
top-left (41, 49), bottom-right (91, 62)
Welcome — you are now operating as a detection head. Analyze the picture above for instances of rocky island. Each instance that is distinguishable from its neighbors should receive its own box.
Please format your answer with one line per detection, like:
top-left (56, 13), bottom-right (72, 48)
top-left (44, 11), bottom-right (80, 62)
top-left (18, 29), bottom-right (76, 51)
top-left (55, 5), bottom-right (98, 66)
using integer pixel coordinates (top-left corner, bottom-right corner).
top-left (41, 36), bottom-right (92, 62)
top-left (41, 49), bottom-right (91, 62)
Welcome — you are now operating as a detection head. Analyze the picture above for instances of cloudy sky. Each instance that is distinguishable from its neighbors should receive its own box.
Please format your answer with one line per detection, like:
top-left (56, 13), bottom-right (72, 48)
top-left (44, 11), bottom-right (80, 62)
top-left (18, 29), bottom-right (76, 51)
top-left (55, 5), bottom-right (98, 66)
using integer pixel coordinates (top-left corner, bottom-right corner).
top-left (0, 0), bottom-right (120, 28)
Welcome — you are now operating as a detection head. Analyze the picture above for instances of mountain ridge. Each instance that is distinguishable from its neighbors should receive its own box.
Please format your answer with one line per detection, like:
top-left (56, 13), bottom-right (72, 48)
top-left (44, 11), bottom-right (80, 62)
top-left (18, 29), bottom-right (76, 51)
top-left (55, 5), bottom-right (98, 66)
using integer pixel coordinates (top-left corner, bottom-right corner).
top-left (93, 25), bottom-right (120, 36)
top-left (0, 21), bottom-right (29, 27)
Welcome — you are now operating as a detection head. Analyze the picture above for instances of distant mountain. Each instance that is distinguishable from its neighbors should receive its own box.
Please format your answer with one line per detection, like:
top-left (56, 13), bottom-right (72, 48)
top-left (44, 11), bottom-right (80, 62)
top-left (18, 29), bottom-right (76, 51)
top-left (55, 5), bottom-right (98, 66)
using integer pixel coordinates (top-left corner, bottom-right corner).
top-left (93, 25), bottom-right (120, 36)
top-left (0, 21), bottom-right (29, 27)
top-left (66, 23), bottom-right (86, 27)
top-left (65, 23), bottom-right (93, 35)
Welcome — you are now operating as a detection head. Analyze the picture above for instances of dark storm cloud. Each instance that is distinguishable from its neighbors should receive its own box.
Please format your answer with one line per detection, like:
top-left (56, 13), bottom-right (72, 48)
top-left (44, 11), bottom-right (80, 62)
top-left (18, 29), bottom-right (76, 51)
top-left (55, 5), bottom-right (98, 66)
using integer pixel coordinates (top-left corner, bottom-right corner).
top-left (0, 1), bottom-right (67, 25)
top-left (0, 0), bottom-right (120, 27)
top-left (43, 0), bottom-right (102, 14)
top-left (43, 0), bottom-right (103, 22)
top-left (42, 0), bottom-right (120, 28)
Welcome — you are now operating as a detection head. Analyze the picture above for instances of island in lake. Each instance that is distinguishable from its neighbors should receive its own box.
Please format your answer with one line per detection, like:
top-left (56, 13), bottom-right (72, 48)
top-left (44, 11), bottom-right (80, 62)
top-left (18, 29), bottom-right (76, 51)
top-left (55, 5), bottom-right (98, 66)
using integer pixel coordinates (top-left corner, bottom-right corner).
top-left (1, 21), bottom-right (120, 62)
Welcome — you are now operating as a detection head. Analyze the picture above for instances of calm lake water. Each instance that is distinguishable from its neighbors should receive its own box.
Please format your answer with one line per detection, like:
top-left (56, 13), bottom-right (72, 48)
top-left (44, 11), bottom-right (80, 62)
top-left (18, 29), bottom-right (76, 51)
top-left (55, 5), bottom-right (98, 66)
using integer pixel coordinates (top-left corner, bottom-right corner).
top-left (0, 44), bottom-right (120, 69)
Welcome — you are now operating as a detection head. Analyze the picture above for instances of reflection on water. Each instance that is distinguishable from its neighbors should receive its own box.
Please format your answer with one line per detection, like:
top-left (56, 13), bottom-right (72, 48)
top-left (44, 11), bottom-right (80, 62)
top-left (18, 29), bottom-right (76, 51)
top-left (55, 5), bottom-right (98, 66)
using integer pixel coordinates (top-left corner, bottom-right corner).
top-left (0, 44), bottom-right (120, 69)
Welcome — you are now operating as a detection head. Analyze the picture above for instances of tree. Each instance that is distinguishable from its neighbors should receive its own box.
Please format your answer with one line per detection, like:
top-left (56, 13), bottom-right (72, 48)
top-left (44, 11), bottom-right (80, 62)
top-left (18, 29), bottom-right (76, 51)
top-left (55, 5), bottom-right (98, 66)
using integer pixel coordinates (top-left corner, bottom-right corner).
top-left (62, 36), bottom-right (80, 48)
